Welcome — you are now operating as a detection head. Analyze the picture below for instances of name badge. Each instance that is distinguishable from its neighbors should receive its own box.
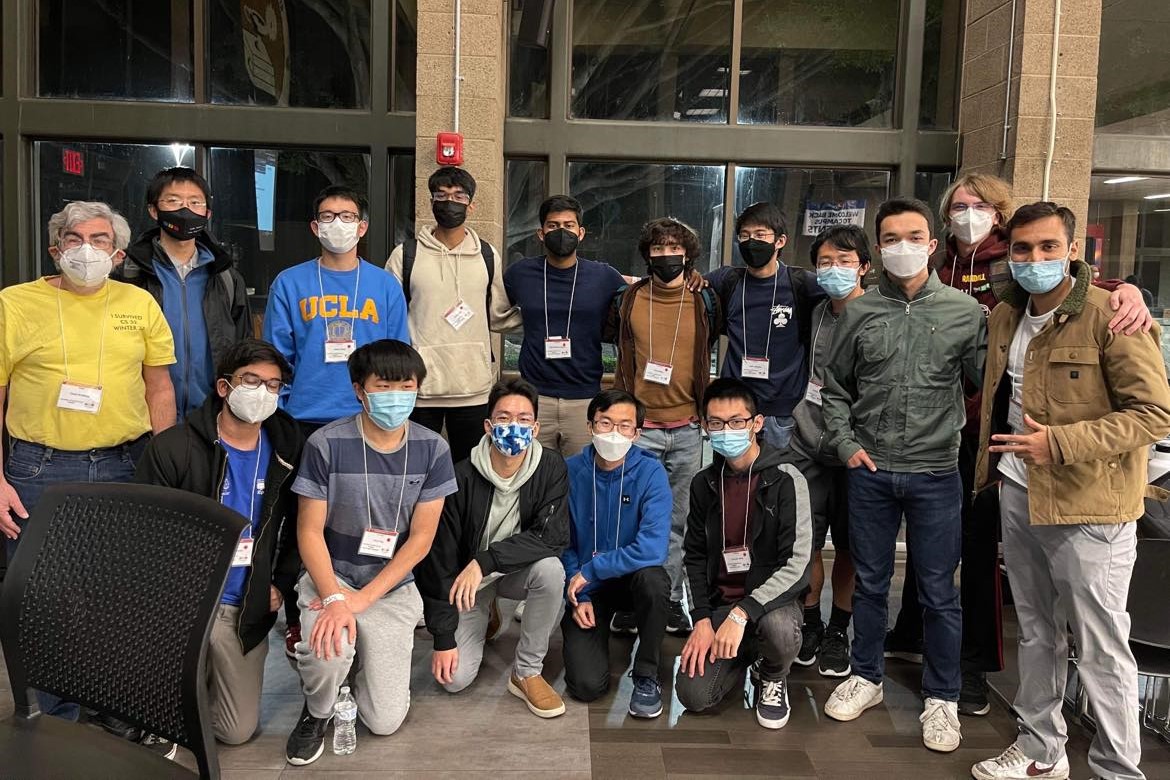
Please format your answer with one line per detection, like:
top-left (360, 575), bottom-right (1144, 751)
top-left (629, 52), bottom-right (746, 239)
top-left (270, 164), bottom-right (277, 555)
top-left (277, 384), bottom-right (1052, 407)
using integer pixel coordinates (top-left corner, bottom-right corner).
top-left (56, 381), bottom-right (103, 414)
top-left (804, 381), bottom-right (823, 406)
top-left (742, 357), bottom-right (770, 380)
top-left (232, 537), bottom-right (254, 567)
top-left (444, 300), bottom-right (475, 331)
top-left (722, 546), bottom-right (751, 573)
top-left (643, 360), bottom-right (673, 385)
top-left (545, 338), bottom-right (572, 360)
top-left (324, 339), bottom-right (357, 363)
top-left (358, 528), bottom-right (399, 559)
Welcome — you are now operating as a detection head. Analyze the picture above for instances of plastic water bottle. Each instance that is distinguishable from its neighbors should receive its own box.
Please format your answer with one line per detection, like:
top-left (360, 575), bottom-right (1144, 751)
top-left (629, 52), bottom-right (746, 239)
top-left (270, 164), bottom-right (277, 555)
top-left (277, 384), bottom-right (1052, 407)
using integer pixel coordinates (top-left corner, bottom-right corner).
top-left (332, 686), bottom-right (358, 755)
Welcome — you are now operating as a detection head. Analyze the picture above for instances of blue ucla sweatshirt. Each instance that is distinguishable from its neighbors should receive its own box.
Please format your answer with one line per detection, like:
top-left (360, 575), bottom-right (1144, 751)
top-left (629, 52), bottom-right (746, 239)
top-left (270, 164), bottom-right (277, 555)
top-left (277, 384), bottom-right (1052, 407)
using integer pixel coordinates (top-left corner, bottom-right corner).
top-left (563, 443), bottom-right (672, 602)
top-left (263, 258), bottom-right (410, 424)
top-left (156, 244), bottom-right (215, 419)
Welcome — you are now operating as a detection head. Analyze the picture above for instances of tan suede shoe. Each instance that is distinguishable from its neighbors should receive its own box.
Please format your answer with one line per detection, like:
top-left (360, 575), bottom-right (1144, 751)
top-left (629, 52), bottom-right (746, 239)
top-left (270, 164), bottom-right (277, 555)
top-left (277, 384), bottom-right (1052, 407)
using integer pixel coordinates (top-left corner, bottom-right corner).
top-left (507, 673), bottom-right (566, 718)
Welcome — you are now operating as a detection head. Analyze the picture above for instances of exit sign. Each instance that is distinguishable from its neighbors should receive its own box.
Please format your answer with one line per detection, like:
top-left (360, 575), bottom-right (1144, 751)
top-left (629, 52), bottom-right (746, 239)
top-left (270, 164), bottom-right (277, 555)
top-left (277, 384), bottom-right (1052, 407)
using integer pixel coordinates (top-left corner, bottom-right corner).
top-left (62, 148), bottom-right (84, 176)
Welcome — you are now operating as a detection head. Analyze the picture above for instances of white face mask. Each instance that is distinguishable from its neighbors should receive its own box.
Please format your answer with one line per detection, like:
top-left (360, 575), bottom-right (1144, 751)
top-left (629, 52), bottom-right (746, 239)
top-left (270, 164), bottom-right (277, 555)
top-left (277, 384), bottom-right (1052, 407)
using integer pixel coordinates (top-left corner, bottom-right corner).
top-left (950, 208), bottom-right (994, 246)
top-left (317, 219), bottom-right (361, 254)
top-left (58, 244), bottom-right (114, 288)
top-left (227, 383), bottom-right (279, 425)
top-left (880, 240), bottom-right (931, 279)
top-left (592, 431), bottom-right (633, 462)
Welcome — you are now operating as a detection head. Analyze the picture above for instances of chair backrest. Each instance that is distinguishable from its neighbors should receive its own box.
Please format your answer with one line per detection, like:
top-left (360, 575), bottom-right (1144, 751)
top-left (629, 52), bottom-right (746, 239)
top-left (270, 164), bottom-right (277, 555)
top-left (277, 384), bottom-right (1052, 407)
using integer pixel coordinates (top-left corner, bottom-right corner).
top-left (0, 482), bottom-right (245, 779)
top-left (1128, 537), bottom-right (1170, 649)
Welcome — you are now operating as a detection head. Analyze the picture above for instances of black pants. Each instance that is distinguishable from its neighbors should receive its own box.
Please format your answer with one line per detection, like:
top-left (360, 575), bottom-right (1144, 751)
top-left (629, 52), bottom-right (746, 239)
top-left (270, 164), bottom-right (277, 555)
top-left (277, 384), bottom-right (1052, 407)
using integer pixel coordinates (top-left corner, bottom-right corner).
top-left (891, 433), bottom-right (1003, 673)
top-left (561, 566), bottom-right (670, 702)
top-left (410, 404), bottom-right (489, 466)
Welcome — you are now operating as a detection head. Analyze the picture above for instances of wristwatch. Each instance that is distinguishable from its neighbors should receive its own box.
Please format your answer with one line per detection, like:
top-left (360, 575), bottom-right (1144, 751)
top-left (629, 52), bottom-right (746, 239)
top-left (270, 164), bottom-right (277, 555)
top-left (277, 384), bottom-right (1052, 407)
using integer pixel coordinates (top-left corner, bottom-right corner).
top-left (727, 610), bottom-right (748, 627)
top-left (321, 592), bottom-right (348, 608)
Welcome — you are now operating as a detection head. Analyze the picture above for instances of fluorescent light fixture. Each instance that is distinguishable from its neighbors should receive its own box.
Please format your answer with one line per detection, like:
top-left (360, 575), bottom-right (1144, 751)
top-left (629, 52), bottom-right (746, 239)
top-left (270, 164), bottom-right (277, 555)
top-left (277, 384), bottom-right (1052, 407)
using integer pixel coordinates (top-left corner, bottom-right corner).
top-left (1144, 193), bottom-right (1170, 200)
top-left (685, 107), bottom-right (720, 116)
top-left (1103, 176), bottom-right (1148, 185)
top-left (698, 88), bottom-right (728, 98)
top-left (1155, 208), bottom-right (1170, 213)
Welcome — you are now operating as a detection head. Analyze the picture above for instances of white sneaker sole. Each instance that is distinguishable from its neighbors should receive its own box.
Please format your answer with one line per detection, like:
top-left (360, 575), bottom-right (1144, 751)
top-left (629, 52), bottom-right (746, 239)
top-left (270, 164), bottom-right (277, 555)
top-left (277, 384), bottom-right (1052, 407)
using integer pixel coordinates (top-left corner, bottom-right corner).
top-left (924, 735), bottom-right (961, 753)
top-left (756, 708), bottom-right (790, 729)
top-left (285, 739), bottom-right (325, 766)
top-left (970, 762), bottom-right (1069, 780)
top-left (818, 663), bottom-right (851, 678)
top-left (824, 688), bottom-right (883, 722)
top-left (793, 654), bottom-right (817, 667)
top-left (628, 702), bottom-right (663, 719)
top-left (507, 678), bottom-right (566, 719)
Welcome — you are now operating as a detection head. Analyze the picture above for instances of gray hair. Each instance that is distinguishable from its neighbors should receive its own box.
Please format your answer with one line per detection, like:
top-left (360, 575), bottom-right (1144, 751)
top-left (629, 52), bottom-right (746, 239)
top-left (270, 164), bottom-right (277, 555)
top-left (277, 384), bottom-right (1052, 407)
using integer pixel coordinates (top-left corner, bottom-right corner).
top-left (47, 201), bottom-right (132, 251)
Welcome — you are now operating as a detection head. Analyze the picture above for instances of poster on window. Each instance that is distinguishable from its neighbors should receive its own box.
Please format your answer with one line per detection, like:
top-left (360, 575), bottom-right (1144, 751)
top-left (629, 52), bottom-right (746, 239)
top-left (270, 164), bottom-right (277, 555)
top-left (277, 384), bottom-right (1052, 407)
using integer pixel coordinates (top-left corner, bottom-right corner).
top-left (803, 200), bottom-right (866, 236)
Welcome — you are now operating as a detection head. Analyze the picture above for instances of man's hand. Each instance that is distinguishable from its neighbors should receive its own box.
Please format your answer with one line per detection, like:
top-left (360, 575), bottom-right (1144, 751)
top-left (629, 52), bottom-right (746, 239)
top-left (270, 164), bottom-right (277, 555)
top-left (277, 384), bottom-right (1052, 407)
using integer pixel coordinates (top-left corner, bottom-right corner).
top-left (685, 272), bottom-right (710, 293)
top-left (566, 571), bottom-right (589, 606)
top-left (846, 449), bottom-right (877, 472)
top-left (432, 648), bottom-right (459, 686)
top-left (713, 609), bottom-right (747, 660)
top-left (989, 414), bottom-right (1053, 465)
top-left (571, 601), bottom-right (595, 629)
top-left (269, 585), bottom-right (283, 613)
top-left (680, 618), bottom-right (716, 678)
top-left (1108, 284), bottom-right (1154, 335)
top-left (0, 480), bottom-right (28, 540)
top-left (449, 560), bottom-right (484, 613)
top-left (310, 599), bottom-right (356, 660)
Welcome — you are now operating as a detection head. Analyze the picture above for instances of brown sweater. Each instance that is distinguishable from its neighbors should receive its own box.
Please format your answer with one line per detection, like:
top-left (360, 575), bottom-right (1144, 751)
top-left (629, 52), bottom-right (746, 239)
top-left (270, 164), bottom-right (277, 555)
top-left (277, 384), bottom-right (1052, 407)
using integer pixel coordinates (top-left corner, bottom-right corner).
top-left (625, 282), bottom-right (699, 424)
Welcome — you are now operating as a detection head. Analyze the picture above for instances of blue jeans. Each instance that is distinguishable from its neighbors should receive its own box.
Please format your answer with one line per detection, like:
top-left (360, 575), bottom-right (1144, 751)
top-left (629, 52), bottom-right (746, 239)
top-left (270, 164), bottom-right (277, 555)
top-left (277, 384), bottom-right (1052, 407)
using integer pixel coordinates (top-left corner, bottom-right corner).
top-left (4, 436), bottom-right (146, 720)
top-left (637, 423), bottom-right (703, 602)
top-left (847, 466), bottom-right (962, 701)
top-left (761, 415), bottom-right (795, 450)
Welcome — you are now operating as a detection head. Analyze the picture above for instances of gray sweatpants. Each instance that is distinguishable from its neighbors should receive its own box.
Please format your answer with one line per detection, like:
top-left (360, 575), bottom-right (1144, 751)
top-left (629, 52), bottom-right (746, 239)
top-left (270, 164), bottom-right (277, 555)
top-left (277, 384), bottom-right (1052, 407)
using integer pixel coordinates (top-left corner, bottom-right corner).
top-left (294, 573), bottom-right (423, 735)
top-left (207, 605), bottom-right (267, 745)
top-left (444, 557), bottom-right (565, 693)
top-left (1001, 480), bottom-right (1143, 780)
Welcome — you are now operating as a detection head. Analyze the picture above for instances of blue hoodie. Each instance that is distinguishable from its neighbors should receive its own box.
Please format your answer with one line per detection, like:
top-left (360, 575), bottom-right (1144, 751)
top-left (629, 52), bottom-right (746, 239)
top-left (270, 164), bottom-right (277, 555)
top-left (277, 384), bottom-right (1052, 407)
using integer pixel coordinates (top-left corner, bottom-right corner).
top-left (563, 443), bottom-right (672, 602)
top-left (155, 244), bottom-right (216, 419)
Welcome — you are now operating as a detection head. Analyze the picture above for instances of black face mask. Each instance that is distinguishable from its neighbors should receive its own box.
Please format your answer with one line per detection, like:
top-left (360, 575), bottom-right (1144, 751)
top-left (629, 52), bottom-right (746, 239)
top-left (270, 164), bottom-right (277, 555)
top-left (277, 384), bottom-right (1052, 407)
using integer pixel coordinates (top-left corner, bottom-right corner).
top-left (738, 238), bottom-right (777, 269)
top-left (649, 258), bottom-right (686, 284)
top-left (432, 200), bottom-right (468, 229)
top-left (543, 228), bottom-right (580, 258)
top-left (157, 208), bottom-right (208, 241)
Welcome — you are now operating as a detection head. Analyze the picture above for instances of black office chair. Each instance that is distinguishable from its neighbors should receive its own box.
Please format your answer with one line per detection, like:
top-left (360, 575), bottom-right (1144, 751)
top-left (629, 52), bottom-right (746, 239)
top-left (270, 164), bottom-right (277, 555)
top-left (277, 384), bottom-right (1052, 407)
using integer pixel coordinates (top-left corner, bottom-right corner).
top-left (0, 482), bottom-right (244, 779)
top-left (1128, 538), bottom-right (1170, 740)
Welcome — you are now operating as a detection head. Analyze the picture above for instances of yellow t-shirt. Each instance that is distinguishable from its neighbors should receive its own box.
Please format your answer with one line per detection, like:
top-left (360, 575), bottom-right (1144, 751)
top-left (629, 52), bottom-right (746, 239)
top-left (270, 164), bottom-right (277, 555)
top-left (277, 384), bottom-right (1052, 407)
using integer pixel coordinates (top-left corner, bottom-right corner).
top-left (0, 277), bottom-right (176, 450)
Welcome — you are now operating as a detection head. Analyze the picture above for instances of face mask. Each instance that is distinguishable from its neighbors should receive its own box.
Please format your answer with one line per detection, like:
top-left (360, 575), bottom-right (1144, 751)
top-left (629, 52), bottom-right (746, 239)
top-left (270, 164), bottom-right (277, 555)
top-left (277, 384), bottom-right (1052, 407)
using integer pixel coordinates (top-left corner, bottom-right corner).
top-left (543, 228), bottom-right (580, 258)
top-left (817, 266), bottom-right (861, 300)
top-left (317, 219), bottom-right (361, 254)
top-left (880, 240), bottom-right (931, 279)
top-left (709, 429), bottom-right (753, 459)
top-left (432, 200), bottom-right (468, 229)
top-left (157, 207), bottom-right (208, 241)
top-left (58, 244), bottom-right (114, 288)
top-left (227, 383), bottom-right (278, 425)
top-left (1009, 256), bottom-right (1069, 295)
top-left (737, 239), bottom-right (776, 269)
top-left (649, 257), bottom-right (686, 284)
top-left (491, 423), bottom-right (534, 456)
top-left (592, 431), bottom-right (633, 462)
top-left (364, 390), bottom-right (417, 431)
top-left (950, 208), bottom-right (994, 246)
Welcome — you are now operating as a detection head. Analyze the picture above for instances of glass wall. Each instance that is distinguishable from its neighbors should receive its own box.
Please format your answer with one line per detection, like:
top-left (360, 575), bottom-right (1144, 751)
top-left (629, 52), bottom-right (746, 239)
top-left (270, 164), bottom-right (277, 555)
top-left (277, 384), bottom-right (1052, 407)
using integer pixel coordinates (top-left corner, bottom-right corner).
top-left (509, 0), bottom-right (552, 118)
top-left (1087, 175), bottom-right (1170, 308)
top-left (920, 0), bottom-right (961, 130)
top-left (502, 159), bottom-right (550, 371)
top-left (1096, 0), bottom-right (1170, 136)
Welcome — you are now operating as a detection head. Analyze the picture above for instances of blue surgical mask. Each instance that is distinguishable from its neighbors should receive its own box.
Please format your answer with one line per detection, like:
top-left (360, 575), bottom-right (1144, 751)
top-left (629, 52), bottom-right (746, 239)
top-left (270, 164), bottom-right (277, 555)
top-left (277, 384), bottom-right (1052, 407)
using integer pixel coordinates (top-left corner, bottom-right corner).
top-left (816, 266), bottom-right (860, 299)
top-left (1009, 256), bottom-right (1069, 295)
top-left (491, 423), bottom-right (534, 457)
top-left (709, 429), bottom-right (753, 459)
top-left (364, 390), bottom-right (416, 431)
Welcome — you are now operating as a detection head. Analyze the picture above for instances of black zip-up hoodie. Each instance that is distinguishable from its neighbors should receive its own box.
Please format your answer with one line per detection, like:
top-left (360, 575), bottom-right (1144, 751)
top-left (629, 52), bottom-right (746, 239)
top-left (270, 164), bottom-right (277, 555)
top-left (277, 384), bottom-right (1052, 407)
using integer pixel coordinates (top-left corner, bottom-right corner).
top-left (134, 395), bottom-right (304, 653)
top-left (416, 447), bottom-right (570, 651)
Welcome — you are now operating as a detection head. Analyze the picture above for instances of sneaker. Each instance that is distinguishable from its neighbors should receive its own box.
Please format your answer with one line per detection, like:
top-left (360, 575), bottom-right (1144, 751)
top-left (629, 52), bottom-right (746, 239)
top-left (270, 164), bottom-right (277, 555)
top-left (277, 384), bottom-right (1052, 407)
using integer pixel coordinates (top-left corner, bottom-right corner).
top-left (959, 670), bottom-right (991, 716)
top-left (824, 675), bottom-right (883, 722)
top-left (756, 677), bottom-right (790, 729)
top-left (285, 704), bottom-right (331, 766)
top-left (138, 733), bottom-right (178, 761)
top-left (971, 742), bottom-right (1070, 779)
top-left (285, 623), bottom-right (302, 660)
top-left (610, 611), bottom-right (638, 636)
top-left (94, 712), bottom-right (140, 741)
top-left (920, 697), bottom-right (961, 752)
top-left (818, 626), bottom-right (851, 678)
top-left (795, 620), bottom-right (823, 667)
top-left (665, 600), bottom-right (692, 636)
top-left (628, 674), bottom-right (663, 719)
top-left (883, 628), bottom-right (923, 664)
top-left (507, 673), bottom-right (566, 719)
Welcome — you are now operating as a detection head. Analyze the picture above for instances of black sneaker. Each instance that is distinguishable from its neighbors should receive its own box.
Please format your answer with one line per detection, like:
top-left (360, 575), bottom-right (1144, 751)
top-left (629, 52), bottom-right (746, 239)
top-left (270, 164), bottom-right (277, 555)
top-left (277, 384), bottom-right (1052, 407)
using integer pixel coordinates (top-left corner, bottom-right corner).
top-left (795, 620), bottom-right (823, 667)
top-left (94, 712), bottom-right (140, 741)
top-left (818, 626), bottom-right (851, 678)
top-left (285, 704), bottom-right (332, 766)
top-left (665, 600), bottom-right (692, 636)
top-left (139, 733), bottom-right (178, 761)
top-left (883, 629), bottom-right (924, 664)
top-left (610, 611), bottom-right (638, 636)
top-left (958, 670), bottom-right (991, 716)
top-left (756, 677), bottom-right (790, 729)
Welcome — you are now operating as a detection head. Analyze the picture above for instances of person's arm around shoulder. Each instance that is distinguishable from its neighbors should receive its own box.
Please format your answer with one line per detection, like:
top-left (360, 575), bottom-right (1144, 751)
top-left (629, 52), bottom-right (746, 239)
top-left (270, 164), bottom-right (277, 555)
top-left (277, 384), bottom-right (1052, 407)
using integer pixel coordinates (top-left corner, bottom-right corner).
top-left (487, 241), bottom-right (522, 332)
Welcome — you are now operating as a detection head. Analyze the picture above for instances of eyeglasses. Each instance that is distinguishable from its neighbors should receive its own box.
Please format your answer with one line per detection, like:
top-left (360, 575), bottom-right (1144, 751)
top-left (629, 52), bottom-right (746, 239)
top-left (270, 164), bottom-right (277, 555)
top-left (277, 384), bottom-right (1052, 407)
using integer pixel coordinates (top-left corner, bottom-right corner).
top-left (590, 419), bottom-right (638, 435)
top-left (228, 372), bottom-right (287, 394)
top-left (705, 416), bottom-right (754, 431)
top-left (815, 258), bottom-right (861, 269)
top-left (431, 191), bottom-right (471, 205)
top-left (60, 234), bottom-right (115, 252)
top-left (949, 202), bottom-right (995, 214)
top-left (737, 230), bottom-right (775, 242)
top-left (158, 195), bottom-right (208, 211)
top-left (490, 413), bottom-right (536, 426)
top-left (316, 210), bottom-right (363, 224)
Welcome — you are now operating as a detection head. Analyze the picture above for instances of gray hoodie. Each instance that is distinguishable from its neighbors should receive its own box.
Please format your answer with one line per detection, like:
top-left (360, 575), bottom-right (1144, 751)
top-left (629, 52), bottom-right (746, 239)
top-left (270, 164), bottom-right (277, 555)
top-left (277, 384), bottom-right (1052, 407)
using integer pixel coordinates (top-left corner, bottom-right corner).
top-left (469, 435), bottom-right (544, 587)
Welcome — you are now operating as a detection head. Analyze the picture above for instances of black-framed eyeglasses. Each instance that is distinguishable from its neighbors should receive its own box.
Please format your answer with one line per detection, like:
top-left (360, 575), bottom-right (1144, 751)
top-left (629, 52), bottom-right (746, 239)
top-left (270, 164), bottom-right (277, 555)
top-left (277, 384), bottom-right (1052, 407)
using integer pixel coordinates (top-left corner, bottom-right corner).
top-left (705, 416), bottom-right (753, 431)
top-left (316, 210), bottom-right (363, 224)
top-left (227, 372), bottom-right (287, 394)
top-left (589, 419), bottom-right (638, 436)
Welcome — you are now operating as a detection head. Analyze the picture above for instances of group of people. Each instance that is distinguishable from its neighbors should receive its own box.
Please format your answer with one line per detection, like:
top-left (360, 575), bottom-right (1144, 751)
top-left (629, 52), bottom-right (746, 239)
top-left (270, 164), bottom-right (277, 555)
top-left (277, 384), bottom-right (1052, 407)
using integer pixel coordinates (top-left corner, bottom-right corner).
top-left (0, 163), bottom-right (1165, 780)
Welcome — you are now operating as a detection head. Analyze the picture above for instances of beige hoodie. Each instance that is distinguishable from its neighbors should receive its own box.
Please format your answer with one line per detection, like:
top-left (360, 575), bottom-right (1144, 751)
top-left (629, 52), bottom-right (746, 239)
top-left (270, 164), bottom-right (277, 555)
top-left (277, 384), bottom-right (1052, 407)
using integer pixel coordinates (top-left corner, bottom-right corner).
top-left (386, 226), bottom-right (520, 407)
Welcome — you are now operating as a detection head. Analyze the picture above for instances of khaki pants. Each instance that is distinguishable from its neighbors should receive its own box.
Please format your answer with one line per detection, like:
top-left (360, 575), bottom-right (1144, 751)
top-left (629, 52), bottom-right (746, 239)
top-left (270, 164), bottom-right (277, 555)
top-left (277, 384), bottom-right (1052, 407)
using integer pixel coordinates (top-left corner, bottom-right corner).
top-left (536, 396), bottom-right (592, 458)
top-left (207, 605), bottom-right (268, 745)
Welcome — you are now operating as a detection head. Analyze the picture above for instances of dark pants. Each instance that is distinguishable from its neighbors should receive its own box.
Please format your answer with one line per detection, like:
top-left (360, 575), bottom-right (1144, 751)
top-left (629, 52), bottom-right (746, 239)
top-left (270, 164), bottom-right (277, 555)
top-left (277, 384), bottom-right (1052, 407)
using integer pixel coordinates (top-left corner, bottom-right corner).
top-left (848, 466), bottom-right (963, 701)
top-left (410, 404), bottom-right (489, 466)
top-left (891, 435), bottom-right (1003, 673)
top-left (561, 567), bottom-right (670, 702)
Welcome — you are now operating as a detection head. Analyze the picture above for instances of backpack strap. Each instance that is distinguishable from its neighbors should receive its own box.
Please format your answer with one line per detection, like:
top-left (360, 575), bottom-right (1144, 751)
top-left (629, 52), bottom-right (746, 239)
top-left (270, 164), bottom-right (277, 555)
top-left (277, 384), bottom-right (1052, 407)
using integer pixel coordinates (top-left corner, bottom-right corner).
top-left (401, 239), bottom-right (418, 306)
top-left (482, 241), bottom-right (495, 318)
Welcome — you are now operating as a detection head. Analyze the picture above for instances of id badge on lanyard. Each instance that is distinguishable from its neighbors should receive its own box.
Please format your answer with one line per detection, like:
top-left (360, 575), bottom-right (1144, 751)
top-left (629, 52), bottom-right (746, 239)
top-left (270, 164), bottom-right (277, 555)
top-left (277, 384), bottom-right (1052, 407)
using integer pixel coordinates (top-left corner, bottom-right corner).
top-left (232, 536), bottom-right (254, 567)
top-left (444, 300), bottom-right (474, 331)
top-left (643, 360), bottom-right (673, 385)
top-left (741, 357), bottom-right (770, 380)
top-left (545, 338), bottom-right (572, 360)
top-left (722, 545), bottom-right (751, 573)
top-left (358, 528), bottom-right (400, 559)
top-left (57, 381), bottom-right (103, 413)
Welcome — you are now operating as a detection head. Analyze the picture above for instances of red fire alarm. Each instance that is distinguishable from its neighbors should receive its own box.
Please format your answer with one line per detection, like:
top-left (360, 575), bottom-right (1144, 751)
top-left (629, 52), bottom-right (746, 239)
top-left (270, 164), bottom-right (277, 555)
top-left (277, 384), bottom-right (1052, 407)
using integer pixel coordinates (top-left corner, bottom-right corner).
top-left (436, 132), bottom-right (464, 166)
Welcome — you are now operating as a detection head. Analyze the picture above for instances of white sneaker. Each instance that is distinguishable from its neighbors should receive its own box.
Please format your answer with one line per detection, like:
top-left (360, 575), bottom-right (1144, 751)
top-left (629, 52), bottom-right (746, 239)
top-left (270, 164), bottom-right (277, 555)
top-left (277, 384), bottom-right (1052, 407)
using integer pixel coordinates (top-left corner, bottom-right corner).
top-left (920, 697), bottom-right (961, 752)
top-left (824, 675), bottom-right (883, 721)
top-left (971, 742), bottom-right (1070, 779)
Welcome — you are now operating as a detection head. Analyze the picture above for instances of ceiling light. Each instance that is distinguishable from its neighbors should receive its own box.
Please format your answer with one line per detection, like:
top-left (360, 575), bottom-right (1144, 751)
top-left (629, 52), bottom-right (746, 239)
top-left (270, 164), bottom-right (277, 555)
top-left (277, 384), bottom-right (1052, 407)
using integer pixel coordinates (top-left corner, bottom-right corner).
top-left (1144, 193), bottom-right (1170, 200)
top-left (1103, 176), bottom-right (1148, 185)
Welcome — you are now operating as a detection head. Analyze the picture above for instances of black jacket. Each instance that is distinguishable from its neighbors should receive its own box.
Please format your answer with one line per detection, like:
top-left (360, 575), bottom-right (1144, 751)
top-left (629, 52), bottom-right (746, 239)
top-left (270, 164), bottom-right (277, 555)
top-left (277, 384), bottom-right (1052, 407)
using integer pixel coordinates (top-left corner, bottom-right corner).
top-left (416, 448), bottom-right (570, 651)
top-left (134, 396), bottom-right (304, 653)
top-left (684, 440), bottom-right (812, 623)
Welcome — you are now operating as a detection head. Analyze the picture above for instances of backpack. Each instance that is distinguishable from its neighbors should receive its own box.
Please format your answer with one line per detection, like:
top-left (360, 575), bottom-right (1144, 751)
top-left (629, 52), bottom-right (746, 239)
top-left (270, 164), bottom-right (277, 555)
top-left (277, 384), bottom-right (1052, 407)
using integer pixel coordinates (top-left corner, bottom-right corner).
top-left (401, 239), bottom-right (495, 315)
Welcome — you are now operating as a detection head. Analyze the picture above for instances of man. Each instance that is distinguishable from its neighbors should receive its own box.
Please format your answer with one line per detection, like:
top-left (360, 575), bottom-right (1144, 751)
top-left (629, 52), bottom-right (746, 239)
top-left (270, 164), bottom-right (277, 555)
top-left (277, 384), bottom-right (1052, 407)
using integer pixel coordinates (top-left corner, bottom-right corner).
top-left (117, 166), bottom-right (251, 419)
top-left (709, 202), bottom-right (824, 450)
top-left (417, 377), bottom-right (569, 718)
top-left (285, 339), bottom-right (456, 766)
top-left (608, 217), bottom-right (722, 635)
top-left (821, 197), bottom-right (985, 753)
top-left (789, 225), bottom-right (868, 678)
top-left (0, 200), bottom-right (176, 744)
top-left (676, 378), bottom-right (811, 730)
top-left (386, 166), bottom-right (520, 465)
top-left (136, 338), bottom-right (303, 746)
top-left (970, 202), bottom-right (1170, 780)
top-left (561, 389), bottom-right (672, 717)
top-left (504, 195), bottom-right (626, 457)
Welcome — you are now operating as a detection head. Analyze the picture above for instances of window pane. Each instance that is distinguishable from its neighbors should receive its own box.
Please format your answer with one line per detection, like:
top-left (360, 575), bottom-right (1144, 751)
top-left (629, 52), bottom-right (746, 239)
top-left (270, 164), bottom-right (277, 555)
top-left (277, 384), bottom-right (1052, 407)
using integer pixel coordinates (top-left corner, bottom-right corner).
top-left (1096, 0), bottom-right (1170, 135)
top-left (35, 141), bottom-right (196, 275)
top-left (739, 0), bottom-right (897, 127)
top-left (38, 0), bottom-right (193, 101)
top-left (915, 170), bottom-right (954, 212)
top-left (389, 152), bottom-right (416, 249)
top-left (571, 0), bottom-right (732, 122)
top-left (209, 0), bottom-right (371, 109)
top-left (393, 0), bottom-right (417, 111)
top-left (503, 159), bottom-right (549, 370)
top-left (509, 0), bottom-right (552, 118)
top-left (920, 0), bottom-right (961, 129)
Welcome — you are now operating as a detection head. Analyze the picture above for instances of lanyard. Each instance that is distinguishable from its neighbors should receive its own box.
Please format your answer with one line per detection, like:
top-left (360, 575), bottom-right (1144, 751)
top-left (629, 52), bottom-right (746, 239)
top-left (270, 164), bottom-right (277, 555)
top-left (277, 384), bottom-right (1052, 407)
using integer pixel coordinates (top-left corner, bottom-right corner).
top-left (647, 284), bottom-right (686, 367)
top-left (591, 458), bottom-right (626, 556)
top-left (316, 259), bottom-right (361, 336)
top-left (56, 283), bottom-right (110, 385)
top-left (216, 414), bottom-right (264, 538)
top-left (543, 260), bottom-right (579, 339)
top-left (358, 416), bottom-right (409, 534)
top-left (806, 305), bottom-right (831, 383)
top-left (741, 269), bottom-right (780, 360)
top-left (720, 456), bottom-right (756, 551)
